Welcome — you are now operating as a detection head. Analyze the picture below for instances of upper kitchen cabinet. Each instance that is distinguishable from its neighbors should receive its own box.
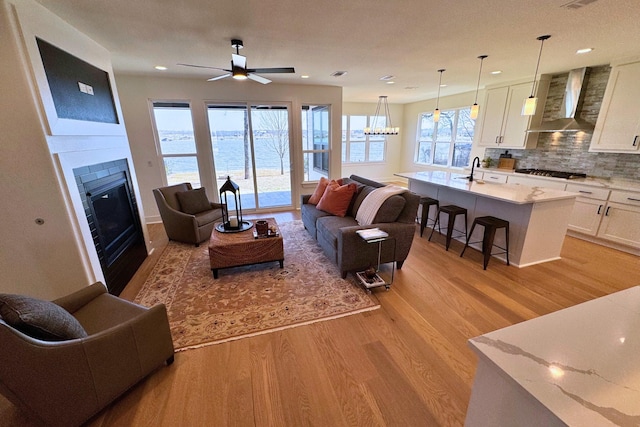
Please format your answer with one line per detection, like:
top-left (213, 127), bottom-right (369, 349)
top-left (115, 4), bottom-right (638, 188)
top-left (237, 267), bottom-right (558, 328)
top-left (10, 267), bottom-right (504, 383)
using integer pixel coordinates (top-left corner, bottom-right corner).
top-left (590, 61), bottom-right (640, 153)
top-left (477, 77), bottom-right (550, 149)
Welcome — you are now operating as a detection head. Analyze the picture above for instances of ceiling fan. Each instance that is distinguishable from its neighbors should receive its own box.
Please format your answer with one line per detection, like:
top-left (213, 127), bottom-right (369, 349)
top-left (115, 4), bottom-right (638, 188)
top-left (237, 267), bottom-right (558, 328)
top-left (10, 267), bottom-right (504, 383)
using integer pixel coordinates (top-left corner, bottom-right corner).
top-left (178, 39), bottom-right (295, 84)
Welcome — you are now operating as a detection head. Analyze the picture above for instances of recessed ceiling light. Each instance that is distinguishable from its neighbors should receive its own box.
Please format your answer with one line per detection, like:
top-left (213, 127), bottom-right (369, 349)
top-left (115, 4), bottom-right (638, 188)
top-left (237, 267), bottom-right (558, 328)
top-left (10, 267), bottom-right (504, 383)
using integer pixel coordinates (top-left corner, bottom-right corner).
top-left (576, 48), bottom-right (593, 54)
top-left (440, 84), bottom-right (447, 88)
top-left (490, 70), bottom-right (502, 75)
top-left (386, 81), bottom-right (395, 85)
top-left (379, 75), bottom-right (395, 81)
top-left (301, 75), bottom-right (310, 79)
top-left (404, 86), bottom-right (418, 90)
top-left (154, 65), bottom-right (168, 71)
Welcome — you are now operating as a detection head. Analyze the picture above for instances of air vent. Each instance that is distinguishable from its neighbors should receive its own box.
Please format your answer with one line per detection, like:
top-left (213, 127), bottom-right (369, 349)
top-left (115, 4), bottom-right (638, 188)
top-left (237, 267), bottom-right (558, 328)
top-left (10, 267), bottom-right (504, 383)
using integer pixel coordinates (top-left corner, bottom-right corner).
top-left (330, 71), bottom-right (348, 77)
top-left (561, 0), bottom-right (597, 9)
top-left (379, 75), bottom-right (395, 81)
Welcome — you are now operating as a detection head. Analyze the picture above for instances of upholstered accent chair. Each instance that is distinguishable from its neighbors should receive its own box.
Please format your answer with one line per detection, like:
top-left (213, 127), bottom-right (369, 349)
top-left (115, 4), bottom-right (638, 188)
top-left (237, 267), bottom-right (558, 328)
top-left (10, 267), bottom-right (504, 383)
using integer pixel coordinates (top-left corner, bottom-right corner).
top-left (153, 183), bottom-right (224, 246)
top-left (0, 282), bottom-right (174, 427)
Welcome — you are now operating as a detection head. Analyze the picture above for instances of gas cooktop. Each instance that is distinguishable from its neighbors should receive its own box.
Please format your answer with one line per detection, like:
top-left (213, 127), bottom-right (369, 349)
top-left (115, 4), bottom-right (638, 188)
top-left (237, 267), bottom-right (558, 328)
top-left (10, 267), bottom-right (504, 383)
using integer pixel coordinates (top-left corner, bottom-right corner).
top-left (514, 169), bottom-right (587, 179)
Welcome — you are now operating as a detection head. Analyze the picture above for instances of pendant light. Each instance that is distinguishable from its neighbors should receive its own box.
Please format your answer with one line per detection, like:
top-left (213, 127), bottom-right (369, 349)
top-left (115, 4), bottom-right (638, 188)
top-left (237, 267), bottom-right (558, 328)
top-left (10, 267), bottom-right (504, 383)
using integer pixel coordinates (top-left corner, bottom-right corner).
top-left (434, 69), bottom-right (445, 122)
top-left (522, 35), bottom-right (551, 116)
top-left (470, 55), bottom-right (488, 120)
top-left (363, 96), bottom-right (399, 135)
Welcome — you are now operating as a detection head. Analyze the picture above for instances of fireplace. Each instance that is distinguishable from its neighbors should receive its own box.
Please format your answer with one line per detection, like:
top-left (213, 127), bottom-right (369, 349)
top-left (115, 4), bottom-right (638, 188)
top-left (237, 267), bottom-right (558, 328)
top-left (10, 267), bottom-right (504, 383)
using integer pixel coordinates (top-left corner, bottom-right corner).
top-left (74, 160), bottom-right (146, 295)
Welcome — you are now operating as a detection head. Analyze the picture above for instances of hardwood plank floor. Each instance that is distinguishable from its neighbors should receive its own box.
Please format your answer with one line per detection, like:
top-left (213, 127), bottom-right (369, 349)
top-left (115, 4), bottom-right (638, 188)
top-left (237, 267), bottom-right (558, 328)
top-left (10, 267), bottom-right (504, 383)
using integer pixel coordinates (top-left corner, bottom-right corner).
top-left (2, 211), bottom-right (638, 426)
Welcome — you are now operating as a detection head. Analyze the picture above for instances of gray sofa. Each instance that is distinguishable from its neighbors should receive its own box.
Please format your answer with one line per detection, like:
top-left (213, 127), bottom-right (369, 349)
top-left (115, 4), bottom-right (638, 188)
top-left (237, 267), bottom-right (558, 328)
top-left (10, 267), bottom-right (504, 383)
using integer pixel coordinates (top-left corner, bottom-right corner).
top-left (301, 175), bottom-right (420, 278)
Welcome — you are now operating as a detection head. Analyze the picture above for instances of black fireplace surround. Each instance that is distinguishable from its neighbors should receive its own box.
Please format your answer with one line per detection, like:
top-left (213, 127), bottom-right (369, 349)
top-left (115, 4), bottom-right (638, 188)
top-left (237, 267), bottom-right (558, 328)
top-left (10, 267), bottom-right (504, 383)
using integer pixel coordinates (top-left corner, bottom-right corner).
top-left (74, 160), bottom-right (146, 295)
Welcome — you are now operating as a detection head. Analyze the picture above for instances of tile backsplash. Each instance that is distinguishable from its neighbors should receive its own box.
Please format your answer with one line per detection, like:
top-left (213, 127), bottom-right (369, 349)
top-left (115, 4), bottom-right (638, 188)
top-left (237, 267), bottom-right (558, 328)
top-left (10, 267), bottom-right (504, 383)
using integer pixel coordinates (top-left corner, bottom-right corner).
top-left (486, 65), bottom-right (639, 181)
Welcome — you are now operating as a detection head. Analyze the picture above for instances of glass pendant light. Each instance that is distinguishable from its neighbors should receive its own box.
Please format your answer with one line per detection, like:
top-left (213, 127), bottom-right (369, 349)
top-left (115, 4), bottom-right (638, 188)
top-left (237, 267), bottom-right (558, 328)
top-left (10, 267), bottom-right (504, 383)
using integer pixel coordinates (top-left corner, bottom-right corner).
top-left (434, 69), bottom-right (445, 122)
top-left (522, 35), bottom-right (551, 116)
top-left (470, 55), bottom-right (488, 120)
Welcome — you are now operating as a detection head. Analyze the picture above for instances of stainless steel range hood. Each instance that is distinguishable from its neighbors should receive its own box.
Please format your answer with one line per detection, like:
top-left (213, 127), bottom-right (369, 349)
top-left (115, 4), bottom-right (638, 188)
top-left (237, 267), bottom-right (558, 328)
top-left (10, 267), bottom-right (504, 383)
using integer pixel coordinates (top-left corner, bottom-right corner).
top-left (527, 68), bottom-right (595, 133)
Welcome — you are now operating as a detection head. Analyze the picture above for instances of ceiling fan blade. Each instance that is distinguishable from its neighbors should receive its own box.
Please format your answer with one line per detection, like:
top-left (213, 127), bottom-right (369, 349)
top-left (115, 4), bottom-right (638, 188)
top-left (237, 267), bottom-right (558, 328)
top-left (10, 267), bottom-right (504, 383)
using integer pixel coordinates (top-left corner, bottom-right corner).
top-left (231, 54), bottom-right (247, 69)
top-left (207, 73), bottom-right (232, 82)
top-left (248, 67), bottom-right (295, 74)
top-left (177, 63), bottom-right (230, 71)
top-left (247, 73), bottom-right (271, 84)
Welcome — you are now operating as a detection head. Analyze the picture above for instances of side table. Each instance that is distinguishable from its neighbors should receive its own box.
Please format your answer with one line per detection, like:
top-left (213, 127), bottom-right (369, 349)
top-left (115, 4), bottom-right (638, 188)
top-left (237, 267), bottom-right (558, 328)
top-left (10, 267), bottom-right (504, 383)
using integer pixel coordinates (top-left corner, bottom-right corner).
top-left (355, 228), bottom-right (396, 293)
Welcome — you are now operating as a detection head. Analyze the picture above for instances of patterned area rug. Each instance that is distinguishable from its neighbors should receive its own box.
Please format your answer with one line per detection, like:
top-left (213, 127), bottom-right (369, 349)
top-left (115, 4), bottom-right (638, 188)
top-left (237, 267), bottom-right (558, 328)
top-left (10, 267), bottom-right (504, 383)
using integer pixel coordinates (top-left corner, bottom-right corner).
top-left (135, 220), bottom-right (379, 350)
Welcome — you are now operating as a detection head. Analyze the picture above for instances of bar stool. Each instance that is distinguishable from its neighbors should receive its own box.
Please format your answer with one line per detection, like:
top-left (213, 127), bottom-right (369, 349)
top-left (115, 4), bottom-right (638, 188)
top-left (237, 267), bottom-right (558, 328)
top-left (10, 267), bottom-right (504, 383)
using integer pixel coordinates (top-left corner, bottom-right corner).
top-left (460, 216), bottom-right (510, 270)
top-left (419, 196), bottom-right (439, 237)
top-left (428, 205), bottom-right (468, 251)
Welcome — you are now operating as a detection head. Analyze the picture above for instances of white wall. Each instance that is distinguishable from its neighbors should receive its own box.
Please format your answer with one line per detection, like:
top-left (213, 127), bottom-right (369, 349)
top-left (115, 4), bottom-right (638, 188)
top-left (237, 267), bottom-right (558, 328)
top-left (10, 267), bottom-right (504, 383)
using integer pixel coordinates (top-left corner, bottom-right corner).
top-left (115, 74), bottom-right (343, 222)
top-left (341, 102), bottom-right (404, 182)
top-left (0, 0), bottom-right (142, 298)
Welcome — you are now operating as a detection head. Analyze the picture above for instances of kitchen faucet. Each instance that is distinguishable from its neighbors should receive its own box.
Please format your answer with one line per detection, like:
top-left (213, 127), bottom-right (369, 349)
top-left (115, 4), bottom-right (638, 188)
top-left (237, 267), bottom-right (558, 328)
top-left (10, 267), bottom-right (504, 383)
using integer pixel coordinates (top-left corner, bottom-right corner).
top-left (469, 156), bottom-right (481, 182)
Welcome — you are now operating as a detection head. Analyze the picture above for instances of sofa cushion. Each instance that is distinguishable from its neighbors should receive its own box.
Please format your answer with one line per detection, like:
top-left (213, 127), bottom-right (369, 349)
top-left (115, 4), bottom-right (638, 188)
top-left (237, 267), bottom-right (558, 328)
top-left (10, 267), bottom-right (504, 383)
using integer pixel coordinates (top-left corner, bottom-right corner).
top-left (356, 185), bottom-right (407, 226)
top-left (176, 187), bottom-right (211, 214)
top-left (316, 215), bottom-right (359, 249)
top-left (308, 177), bottom-right (331, 205)
top-left (316, 182), bottom-right (357, 217)
top-left (0, 294), bottom-right (88, 341)
top-left (373, 195), bottom-right (407, 223)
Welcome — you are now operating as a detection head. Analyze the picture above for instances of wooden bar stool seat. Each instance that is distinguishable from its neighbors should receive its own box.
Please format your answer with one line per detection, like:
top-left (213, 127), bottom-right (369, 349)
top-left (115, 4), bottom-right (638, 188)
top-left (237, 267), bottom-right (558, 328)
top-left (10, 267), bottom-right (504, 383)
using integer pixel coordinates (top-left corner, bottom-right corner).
top-left (419, 196), bottom-right (439, 237)
top-left (428, 205), bottom-right (468, 251)
top-left (460, 215), bottom-right (510, 270)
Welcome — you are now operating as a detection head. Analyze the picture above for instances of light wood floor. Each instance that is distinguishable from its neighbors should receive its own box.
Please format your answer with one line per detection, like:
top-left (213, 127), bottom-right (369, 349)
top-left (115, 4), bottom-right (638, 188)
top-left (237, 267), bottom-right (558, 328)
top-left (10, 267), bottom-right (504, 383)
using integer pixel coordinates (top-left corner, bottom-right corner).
top-left (2, 211), bottom-right (639, 426)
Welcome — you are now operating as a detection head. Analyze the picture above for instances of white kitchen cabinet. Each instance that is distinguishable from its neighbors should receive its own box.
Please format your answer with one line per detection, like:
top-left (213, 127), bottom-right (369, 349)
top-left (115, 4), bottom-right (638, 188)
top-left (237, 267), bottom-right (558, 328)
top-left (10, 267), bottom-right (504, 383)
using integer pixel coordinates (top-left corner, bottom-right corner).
top-left (597, 202), bottom-right (640, 248)
top-left (481, 172), bottom-right (508, 184)
top-left (565, 184), bottom-right (610, 236)
top-left (478, 78), bottom-right (550, 149)
top-left (589, 61), bottom-right (640, 153)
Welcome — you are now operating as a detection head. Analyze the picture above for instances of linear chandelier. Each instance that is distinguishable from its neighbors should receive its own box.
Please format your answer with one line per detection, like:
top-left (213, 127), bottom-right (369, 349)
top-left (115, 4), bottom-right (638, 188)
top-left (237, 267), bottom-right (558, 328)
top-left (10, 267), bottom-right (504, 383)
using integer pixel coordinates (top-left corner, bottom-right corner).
top-left (470, 55), bottom-right (488, 120)
top-left (364, 95), bottom-right (399, 135)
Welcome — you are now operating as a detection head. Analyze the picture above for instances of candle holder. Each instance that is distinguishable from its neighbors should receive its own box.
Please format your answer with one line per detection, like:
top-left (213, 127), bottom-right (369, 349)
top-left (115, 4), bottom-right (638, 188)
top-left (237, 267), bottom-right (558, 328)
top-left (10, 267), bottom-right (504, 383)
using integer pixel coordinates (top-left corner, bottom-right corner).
top-left (217, 176), bottom-right (252, 232)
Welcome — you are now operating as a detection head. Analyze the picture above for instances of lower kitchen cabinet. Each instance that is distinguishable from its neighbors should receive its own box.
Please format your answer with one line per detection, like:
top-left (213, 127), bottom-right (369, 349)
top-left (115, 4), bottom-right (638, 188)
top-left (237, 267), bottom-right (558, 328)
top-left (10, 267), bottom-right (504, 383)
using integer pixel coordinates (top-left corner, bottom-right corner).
top-left (568, 198), bottom-right (604, 236)
top-left (597, 202), bottom-right (640, 248)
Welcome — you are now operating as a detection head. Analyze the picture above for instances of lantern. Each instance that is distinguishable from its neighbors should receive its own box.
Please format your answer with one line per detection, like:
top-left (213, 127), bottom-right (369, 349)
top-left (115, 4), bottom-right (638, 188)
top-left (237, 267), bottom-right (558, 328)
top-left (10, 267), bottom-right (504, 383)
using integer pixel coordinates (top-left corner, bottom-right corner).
top-left (219, 176), bottom-right (243, 230)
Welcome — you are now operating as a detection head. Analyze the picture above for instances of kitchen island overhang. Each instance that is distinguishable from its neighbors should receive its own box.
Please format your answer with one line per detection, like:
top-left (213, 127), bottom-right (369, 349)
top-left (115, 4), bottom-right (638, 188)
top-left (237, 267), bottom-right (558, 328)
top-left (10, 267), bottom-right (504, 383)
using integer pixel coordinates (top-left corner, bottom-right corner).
top-left (396, 171), bottom-right (579, 267)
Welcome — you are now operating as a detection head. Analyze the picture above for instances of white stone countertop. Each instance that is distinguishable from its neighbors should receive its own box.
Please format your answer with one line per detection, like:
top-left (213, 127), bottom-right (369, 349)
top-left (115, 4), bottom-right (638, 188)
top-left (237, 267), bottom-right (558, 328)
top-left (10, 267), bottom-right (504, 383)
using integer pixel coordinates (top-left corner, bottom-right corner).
top-left (469, 286), bottom-right (640, 426)
top-left (395, 171), bottom-right (579, 205)
top-left (477, 168), bottom-right (640, 192)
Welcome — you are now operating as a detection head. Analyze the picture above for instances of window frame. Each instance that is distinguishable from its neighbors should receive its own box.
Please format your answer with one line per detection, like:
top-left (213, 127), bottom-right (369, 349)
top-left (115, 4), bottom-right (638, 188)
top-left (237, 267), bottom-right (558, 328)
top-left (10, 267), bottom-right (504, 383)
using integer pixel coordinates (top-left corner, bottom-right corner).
top-left (302, 104), bottom-right (331, 183)
top-left (342, 114), bottom-right (387, 164)
top-left (150, 100), bottom-right (202, 188)
top-left (414, 106), bottom-right (475, 168)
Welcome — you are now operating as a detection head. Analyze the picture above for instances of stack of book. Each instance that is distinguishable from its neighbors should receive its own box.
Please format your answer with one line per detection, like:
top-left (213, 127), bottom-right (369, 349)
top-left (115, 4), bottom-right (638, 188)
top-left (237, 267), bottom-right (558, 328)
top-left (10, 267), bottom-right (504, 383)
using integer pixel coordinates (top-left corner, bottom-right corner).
top-left (356, 228), bottom-right (389, 241)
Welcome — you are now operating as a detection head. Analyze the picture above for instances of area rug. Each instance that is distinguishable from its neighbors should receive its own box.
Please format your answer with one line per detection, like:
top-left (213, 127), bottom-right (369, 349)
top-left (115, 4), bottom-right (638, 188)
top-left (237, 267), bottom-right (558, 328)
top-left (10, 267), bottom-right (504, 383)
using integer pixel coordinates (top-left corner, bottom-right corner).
top-left (134, 220), bottom-right (380, 350)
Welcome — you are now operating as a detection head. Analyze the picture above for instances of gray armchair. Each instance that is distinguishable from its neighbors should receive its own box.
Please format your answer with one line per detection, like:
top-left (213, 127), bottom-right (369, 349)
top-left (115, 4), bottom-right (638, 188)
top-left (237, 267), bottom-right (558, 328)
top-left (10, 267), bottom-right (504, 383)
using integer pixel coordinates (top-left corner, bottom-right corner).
top-left (0, 282), bottom-right (174, 427)
top-left (153, 183), bottom-right (224, 246)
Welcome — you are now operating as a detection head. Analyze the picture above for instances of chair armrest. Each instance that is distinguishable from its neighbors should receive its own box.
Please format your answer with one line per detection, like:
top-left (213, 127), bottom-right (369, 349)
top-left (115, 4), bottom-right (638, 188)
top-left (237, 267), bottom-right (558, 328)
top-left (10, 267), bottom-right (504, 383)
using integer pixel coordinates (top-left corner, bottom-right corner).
top-left (53, 282), bottom-right (107, 314)
top-left (210, 202), bottom-right (225, 210)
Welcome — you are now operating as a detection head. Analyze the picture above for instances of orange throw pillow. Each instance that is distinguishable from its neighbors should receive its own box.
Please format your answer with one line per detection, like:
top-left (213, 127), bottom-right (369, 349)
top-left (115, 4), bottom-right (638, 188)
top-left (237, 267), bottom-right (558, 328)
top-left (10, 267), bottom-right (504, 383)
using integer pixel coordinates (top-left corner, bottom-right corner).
top-left (316, 183), bottom-right (357, 217)
top-left (308, 177), bottom-right (330, 205)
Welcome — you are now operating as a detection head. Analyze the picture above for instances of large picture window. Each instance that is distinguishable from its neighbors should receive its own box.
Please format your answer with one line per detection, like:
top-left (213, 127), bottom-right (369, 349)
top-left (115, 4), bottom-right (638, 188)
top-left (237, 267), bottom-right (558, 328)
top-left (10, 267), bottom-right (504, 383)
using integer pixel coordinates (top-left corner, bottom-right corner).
top-left (415, 107), bottom-right (474, 168)
top-left (342, 115), bottom-right (386, 163)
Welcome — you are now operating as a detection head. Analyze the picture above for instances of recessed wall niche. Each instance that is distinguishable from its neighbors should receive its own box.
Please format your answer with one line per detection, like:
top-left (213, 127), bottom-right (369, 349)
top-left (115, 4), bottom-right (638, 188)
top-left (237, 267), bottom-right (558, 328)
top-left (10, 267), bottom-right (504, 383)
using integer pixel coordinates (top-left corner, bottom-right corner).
top-left (36, 37), bottom-right (119, 124)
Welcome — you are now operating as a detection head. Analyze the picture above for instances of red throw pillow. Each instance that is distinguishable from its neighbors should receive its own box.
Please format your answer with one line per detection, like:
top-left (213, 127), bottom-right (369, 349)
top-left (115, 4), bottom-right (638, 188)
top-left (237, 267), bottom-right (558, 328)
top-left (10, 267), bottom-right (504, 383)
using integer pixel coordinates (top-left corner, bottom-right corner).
top-left (308, 177), bottom-right (330, 205)
top-left (316, 183), bottom-right (357, 217)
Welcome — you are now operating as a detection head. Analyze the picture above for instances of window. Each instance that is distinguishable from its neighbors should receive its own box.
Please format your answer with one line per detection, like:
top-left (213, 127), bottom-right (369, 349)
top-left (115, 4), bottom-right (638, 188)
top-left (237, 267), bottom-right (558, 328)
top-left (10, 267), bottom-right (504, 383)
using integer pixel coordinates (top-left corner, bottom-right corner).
top-left (342, 115), bottom-right (386, 163)
top-left (302, 105), bottom-right (330, 181)
top-left (415, 107), bottom-right (474, 168)
top-left (151, 102), bottom-right (201, 187)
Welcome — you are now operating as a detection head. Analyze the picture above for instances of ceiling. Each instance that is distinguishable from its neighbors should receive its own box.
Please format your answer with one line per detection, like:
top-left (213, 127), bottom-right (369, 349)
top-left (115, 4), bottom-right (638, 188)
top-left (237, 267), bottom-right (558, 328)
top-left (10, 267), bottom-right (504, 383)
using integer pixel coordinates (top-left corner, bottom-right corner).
top-left (35, 0), bottom-right (640, 104)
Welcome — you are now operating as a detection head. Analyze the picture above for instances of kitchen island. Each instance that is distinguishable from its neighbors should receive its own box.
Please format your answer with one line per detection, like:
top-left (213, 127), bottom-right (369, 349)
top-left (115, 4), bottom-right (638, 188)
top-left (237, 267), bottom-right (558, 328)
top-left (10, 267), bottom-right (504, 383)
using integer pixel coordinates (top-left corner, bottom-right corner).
top-left (466, 286), bottom-right (640, 426)
top-left (396, 171), bottom-right (579, 266)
